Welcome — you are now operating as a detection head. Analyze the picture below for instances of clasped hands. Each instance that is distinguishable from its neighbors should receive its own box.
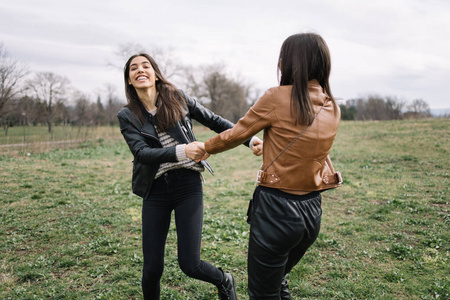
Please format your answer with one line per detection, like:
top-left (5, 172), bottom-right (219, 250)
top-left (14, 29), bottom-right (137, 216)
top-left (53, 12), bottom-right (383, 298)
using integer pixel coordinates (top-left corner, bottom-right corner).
top-left (185, 142), bottom-right (210, 162)
top-left (185, 138), bottom-right (263, 162)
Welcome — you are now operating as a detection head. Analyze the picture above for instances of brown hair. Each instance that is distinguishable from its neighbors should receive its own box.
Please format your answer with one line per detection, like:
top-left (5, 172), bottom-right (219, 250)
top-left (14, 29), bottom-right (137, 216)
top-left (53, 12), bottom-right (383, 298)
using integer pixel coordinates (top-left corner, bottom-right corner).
top-left (278, 33), bottom-right (337, 126)
top-left (124, 53), bottom-right (185, 131)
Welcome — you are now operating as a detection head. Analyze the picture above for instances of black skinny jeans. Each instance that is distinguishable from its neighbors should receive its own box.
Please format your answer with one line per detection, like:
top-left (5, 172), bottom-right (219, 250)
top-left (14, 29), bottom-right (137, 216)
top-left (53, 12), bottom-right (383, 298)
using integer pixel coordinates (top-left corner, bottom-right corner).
top-left (141, 168), bottom-right (223, 299)
top-left (248, 186), bottom-right (322, 300)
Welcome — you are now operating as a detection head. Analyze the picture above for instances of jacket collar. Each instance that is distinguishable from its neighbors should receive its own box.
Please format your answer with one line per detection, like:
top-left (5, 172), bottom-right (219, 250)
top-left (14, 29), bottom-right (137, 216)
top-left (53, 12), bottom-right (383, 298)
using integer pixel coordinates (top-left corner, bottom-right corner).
top-left (308, 80), bottom-right (328, 106)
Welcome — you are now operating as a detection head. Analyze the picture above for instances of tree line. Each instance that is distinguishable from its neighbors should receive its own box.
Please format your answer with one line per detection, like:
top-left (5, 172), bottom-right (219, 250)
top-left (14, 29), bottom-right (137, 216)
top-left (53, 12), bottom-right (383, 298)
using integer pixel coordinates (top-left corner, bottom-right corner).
top-left (340, 95), bottom-right (434, 121)
top-left (0, 42), bottom-right (440, 137)
top-left (1, 42), bottom-right (259, 136)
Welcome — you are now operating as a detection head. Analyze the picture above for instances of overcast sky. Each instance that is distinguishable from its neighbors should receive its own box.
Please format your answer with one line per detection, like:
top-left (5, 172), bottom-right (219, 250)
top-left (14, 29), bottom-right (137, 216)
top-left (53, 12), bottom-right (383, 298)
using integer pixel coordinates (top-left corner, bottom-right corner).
top-left (1, 0), bottom-right (449, 109)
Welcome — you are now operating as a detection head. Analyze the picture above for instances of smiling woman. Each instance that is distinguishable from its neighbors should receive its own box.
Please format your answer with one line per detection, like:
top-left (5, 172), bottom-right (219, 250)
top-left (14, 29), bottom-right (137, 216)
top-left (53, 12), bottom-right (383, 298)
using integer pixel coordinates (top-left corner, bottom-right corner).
top-left (116, 53), bottom-right (261, 299)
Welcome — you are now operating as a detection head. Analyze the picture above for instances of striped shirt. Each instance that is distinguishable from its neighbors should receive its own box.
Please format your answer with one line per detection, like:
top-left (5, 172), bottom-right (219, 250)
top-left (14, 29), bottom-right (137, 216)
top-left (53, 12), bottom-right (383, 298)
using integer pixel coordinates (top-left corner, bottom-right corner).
top-left (150, 109), bottom-right (204, 179)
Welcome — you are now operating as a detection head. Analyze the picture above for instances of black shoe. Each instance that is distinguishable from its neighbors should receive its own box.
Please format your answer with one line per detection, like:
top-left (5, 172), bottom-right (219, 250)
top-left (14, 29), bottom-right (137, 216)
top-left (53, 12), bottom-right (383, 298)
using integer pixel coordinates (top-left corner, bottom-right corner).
top-left (217, 268), bottom-right (237, 300)
top-left (280, 276), bottom-right (291, 300)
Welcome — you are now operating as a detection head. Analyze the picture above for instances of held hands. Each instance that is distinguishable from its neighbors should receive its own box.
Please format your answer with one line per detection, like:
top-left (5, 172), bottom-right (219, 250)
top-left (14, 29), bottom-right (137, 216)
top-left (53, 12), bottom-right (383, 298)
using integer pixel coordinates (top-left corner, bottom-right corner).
top-left (185, 142), bottom-right (210, 162)
top-left (186, 137), bottom-right (262, 163)
top-left (196, 142), bottom-right (210, 162)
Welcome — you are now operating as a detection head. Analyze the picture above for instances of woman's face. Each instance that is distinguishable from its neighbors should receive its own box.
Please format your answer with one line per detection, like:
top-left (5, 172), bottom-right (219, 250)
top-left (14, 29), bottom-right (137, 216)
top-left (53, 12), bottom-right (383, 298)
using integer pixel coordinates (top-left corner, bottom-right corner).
top-left (128, 56), bottom-right (158, 90)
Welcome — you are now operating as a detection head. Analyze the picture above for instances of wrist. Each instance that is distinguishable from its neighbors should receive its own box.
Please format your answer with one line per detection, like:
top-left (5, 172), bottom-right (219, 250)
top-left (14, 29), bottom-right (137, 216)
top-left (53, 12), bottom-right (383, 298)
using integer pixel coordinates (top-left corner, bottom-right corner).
top-left (176, 144), bottom-right (188, 161)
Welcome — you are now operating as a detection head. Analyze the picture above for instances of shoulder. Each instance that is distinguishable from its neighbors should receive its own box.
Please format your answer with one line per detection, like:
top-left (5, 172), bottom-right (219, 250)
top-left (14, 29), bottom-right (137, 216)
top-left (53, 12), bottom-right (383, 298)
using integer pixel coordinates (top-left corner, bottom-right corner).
top-left (178, 89), bottom-right (200, 114)
top-left (256, 86), bottom-right (291, 106)
top-left (117, 107), bottom-right (132, 119)
top-left (263, 86), bottom-right (291, 98)
top-left (178, 89), bottom-right (195, 105)
top-left (117, 107), bottom-right (131, 117)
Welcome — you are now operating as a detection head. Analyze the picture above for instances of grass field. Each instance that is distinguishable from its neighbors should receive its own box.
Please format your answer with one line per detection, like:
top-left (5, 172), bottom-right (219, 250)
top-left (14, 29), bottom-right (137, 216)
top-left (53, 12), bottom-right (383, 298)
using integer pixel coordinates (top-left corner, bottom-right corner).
top-left (0, 125), bottom-right (122, 156)
top-left (0, 118), bottom-right (449, 299)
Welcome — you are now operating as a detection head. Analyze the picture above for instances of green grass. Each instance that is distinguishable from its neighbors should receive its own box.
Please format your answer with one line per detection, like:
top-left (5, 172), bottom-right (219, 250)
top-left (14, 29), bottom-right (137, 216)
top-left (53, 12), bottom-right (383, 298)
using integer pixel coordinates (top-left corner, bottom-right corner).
top-left (0, 118), bottom-right (449, 299)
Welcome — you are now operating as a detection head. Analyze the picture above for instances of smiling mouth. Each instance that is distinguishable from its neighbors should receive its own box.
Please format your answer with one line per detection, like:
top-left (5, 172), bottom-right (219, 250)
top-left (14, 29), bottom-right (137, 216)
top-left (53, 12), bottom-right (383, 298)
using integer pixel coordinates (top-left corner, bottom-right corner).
top-left (136, 76), bottom-right (148, 81)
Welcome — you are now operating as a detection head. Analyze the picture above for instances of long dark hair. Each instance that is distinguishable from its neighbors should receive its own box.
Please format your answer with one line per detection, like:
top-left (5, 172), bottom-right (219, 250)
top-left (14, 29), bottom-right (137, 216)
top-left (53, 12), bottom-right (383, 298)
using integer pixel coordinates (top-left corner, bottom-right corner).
top-left (124, 53), bottom-right (185, 131)
top-left (278, 33), bottom-right (337, 126)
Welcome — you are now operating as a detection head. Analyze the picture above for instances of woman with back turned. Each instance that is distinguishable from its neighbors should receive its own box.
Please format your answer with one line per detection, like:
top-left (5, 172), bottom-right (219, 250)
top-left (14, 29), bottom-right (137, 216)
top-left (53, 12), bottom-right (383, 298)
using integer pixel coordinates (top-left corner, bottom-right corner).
top-left (117, 53), bottom-right (261, 299)
top-left (202, 33), bottom-right (342, 299)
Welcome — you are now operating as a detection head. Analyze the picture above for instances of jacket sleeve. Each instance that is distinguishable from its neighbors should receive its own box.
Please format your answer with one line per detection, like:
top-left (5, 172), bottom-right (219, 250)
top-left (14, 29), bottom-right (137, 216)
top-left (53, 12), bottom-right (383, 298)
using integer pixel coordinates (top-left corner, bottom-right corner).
top-left (117, 108), bottom-right (178, 165)
top-left (205, 89), bottom-right (274, 154)
top-left (182, 92), bottom-right (233, 131)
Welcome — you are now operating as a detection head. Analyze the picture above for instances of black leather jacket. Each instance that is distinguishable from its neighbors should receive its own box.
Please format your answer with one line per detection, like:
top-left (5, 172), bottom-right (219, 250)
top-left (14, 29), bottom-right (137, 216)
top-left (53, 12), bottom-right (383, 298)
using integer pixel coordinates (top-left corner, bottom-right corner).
top-left (117, 91), bottom-right (250, 198)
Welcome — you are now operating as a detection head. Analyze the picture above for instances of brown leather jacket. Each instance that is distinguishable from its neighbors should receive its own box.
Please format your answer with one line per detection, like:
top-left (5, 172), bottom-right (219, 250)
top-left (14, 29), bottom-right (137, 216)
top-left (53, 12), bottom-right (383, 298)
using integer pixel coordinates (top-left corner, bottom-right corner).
top-left (205, 80), bottom-right (341, 193)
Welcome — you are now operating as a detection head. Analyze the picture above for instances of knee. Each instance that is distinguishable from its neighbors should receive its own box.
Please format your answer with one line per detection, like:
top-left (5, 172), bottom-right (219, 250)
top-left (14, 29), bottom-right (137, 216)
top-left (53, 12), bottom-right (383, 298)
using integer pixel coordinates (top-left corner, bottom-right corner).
top-left (143, 262), bottom-right (163, 282)
top-left (178, 259), bottom-right (200, 278)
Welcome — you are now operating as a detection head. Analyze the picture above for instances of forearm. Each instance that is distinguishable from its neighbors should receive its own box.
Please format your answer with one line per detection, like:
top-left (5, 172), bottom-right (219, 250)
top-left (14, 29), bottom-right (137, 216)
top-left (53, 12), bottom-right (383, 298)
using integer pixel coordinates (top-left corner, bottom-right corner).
top-left (205, 123), bottom-right (260, 154)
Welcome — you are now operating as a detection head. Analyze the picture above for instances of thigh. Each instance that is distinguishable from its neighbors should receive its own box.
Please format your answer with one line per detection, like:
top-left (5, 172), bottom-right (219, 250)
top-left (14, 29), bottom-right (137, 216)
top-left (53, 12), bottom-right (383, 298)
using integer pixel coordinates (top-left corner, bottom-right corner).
top-left (248, 188), bottom-right (304, 299)
top-left (142, 184), bottom-right (172, 265)
top-left (250, 187), bottom-right (307, 254)
top-left (173, 173), bottom-right (204, 261)
top-left (285, 194), bottom-right (322, 275)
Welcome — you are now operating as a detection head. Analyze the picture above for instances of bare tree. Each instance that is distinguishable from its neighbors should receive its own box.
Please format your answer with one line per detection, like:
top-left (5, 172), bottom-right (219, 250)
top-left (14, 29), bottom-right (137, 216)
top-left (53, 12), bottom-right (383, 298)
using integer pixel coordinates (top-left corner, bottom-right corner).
top-left (202, 64), bottom-right (230, 113)
top-left (108, 43), bottom-right (146, 71)
top-left (27, 72), bottom-right (70, 133)
top-left (0, 42), bottom-right (28, 133)
top-left (111, 44), bottom-right (184, 80)
top-left (73, 91), bottom-right (92, 126)
top-left (180, 64), bottom-right (204, 96)
top-left (55, 101), bottom-right (70, 125)
top-left (148, 45), bottom-right (184, 80)
top-left (405, 99), bottom-right (432, 119)
top-left (186, 64), bottom-right (251, 122)
top-left (104, 84), bottom-right (123, 126)
top-left (15, 95), bottom-right (36, 126)
top-left (385, 96), bottom-right (406, 120)
top-left (94, 95), bottom-right (105, 125)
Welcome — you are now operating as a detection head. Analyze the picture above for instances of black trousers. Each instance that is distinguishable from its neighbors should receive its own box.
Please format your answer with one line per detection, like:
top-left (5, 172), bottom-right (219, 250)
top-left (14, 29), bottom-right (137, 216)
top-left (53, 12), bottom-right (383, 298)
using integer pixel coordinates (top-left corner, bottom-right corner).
top-left (141, 168), bottom-right (223, 299)
top-left (248, 186), bottom-right (322, 300)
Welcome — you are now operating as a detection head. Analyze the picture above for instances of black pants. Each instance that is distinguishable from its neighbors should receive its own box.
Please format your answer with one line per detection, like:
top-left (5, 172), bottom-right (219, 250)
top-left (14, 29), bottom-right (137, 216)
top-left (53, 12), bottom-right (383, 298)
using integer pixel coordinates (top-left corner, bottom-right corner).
top-left (141, 168), bottom-right (223, 299)
top-left (248, 186), bottom-right (322, 300)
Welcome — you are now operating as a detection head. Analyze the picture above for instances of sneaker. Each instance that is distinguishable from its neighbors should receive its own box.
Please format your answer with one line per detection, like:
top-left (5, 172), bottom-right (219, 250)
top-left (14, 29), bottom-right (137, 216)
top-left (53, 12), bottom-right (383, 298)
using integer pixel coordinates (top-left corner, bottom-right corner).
top-left (217, 268), bottom-right (237, 300)
top-left (280, 276), bottom-right (291, 300)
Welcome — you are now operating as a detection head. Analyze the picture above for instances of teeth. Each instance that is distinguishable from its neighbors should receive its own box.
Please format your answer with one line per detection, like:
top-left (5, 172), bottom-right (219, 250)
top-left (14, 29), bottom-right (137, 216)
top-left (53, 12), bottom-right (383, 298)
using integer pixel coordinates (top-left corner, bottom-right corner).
top-left (137, 76), bottom-right (147, 80)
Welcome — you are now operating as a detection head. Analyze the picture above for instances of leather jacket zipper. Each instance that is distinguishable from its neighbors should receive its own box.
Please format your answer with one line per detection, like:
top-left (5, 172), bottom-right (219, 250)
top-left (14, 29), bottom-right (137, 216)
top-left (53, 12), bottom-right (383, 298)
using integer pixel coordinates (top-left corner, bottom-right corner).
top-left (180, 123), bottom-right (192, 142)
top-left (180, 122), bottom-right (214, 176)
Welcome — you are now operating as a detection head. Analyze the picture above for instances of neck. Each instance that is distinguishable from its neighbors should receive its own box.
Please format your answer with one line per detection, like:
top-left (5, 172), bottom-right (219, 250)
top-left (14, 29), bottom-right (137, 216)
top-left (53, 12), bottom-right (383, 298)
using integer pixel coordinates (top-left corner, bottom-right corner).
top-left (136, 87), bottom-right (158, 111)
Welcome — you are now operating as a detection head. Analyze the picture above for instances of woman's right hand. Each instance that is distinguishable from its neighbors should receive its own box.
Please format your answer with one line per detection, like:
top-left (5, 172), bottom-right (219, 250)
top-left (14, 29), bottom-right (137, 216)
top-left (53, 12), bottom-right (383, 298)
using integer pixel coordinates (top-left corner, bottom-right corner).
top-left (185, 142), bottom-right (209, 162)
top-left (252, 138), bottom-right (263, 156)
